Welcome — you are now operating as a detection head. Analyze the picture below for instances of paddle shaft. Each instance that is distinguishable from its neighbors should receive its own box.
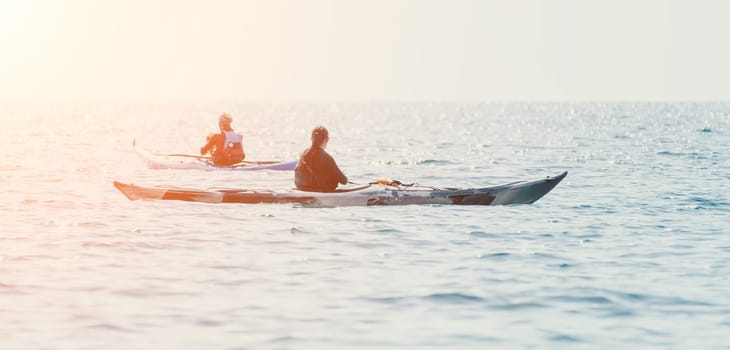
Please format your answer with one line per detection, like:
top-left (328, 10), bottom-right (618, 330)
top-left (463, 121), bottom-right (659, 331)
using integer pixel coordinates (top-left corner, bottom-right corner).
top-left (161, 153), bottom-right (281, 165)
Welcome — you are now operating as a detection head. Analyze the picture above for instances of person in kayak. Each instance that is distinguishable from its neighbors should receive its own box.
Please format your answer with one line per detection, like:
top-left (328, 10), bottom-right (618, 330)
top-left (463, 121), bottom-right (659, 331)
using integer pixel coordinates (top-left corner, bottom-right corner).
top-left (295, 126), bottom-right (348, 192)
top-left (200, 113), bottom-right (246, 165)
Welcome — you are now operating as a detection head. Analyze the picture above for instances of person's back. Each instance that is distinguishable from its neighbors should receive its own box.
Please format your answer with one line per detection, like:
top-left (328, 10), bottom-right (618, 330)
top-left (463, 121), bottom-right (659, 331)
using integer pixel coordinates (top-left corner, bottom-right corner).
top-left (295, 147), bottom-right (347, 191)
top-left (200, 113), bottom-right (246, 165)
top-left (295, 126), bottom-right (347, 192)
top-left (214, 130), bottom-right (244, 165)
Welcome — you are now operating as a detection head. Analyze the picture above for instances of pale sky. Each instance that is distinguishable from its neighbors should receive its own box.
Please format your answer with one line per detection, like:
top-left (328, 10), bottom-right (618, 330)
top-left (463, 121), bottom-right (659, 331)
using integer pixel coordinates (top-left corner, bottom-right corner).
top-left (1, 0), bottom-right (729, 102)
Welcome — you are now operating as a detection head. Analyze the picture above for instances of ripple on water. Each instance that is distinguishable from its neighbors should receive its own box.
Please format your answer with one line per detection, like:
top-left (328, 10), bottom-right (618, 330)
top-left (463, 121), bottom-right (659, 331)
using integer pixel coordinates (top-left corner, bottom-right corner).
top-left (417, 159), bottom-right (454, 165)
top-left (362, 292), bottom-right (487, 306)
top-left (490, 302), bottom-right (548, 311)
top-left (689, 196), bottom-right (729, 210)
top-left (0, 282), bottom-right (28, 295)
top-left (547, 333), bottom-right (582, 343)
top-left (469, 231), bottom-right (500, 239)
top-left (478, 252), bottom-right (510, 259)
top-left (84, 322), bottom-right (137, 333)
top-left (549, 295), bottom-right (614, 305)
top-left (80, 240), bottom-right (187, 252)
top-left (612, 291), bottom-right (715, 307)
top-left (424, 292), bottom-right (485, 304)
top-left (75, 221), bottom-right (109, 229)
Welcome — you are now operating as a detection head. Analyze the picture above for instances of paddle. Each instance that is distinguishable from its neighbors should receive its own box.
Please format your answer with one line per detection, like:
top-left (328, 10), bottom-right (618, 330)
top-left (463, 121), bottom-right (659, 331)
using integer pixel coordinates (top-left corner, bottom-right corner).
top-left (157, 152), bottom-right (283, 165)
top-left (163, 153), bottom-right (212, 160)
top-left (133, 139), bottom-right (283, 165)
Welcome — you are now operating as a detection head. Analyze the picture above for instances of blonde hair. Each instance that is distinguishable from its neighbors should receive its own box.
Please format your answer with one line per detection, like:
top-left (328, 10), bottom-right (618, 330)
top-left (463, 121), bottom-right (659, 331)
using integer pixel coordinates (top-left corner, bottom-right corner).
top-left (219, 113), bottom-right (232, 125)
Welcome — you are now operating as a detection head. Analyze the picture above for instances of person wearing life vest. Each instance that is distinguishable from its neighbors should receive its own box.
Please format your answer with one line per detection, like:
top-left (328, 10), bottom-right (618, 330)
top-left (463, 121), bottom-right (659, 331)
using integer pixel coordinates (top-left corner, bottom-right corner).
top-left (295, 126), bottom-right (348, 192)
top-left (200, 113), bottom-right (245, 165)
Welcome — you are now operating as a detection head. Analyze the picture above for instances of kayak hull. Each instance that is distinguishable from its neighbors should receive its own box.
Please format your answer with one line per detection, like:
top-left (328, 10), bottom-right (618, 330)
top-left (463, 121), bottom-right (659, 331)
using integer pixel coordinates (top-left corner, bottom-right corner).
top-left (113, 171), bottom-right (567, 207)
top-left (133, 140), bottom-right (297, 171)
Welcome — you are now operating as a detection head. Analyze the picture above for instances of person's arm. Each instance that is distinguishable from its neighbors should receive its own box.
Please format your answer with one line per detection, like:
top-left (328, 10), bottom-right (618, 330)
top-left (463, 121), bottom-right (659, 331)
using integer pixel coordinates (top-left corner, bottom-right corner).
top-left (200, 134), bottom-right (219, 155)
top-left (323, 153), bottom-right (348, 185)
top-left (336, 162), bottom-right (347, 185)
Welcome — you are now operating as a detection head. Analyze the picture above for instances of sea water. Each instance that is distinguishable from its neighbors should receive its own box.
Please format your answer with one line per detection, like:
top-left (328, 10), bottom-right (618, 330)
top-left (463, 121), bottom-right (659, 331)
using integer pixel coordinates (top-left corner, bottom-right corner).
top-left (1, 102), bottom-right (728, 349)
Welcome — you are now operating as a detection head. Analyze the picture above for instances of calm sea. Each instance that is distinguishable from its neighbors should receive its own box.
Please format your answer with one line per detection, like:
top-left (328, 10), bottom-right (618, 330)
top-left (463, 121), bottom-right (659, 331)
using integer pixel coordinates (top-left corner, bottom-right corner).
top-left (1, 102), bottom-right (728, 349)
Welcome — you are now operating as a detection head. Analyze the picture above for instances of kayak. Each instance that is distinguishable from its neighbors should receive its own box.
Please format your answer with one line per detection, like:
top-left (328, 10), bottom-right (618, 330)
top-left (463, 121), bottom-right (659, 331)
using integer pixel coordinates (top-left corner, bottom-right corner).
top-left (133, 140), bottom-right (297, 171)
top-left (113, 171), bottom-right (567, 207)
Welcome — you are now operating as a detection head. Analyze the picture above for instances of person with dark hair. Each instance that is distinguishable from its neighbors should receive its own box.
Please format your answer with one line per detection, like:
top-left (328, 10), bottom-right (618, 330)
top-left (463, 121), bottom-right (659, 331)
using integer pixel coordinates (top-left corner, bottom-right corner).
top-left (200, 113), bottom-right (245, 165)
top-left (295, 126), bottom-right (347, 192)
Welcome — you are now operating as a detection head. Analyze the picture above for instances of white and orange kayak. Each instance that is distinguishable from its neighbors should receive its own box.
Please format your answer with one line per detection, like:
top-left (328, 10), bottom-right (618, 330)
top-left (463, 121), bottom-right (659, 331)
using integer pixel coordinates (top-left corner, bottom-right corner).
top-left (133, 140), bottom-right (297, 171)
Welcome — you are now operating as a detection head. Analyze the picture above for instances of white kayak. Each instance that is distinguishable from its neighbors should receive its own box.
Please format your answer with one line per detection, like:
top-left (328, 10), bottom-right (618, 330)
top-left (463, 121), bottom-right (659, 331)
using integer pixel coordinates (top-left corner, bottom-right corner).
top-left (133, 140), bottom-right (297, 171)
top-left (113, 171), bottom-right (567, 207)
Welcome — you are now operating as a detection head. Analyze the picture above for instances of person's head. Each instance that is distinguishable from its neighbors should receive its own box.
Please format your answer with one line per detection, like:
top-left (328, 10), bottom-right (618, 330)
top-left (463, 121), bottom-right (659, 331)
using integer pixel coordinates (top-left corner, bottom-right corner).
top-left (218, 113), bottom-right (233, 131)
top-left (310, 125), bottom-right (329, 149)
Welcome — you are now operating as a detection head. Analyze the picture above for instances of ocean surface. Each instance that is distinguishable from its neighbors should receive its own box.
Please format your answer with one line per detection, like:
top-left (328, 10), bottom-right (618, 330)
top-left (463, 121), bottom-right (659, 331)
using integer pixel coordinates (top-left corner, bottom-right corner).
top-left (1, 102), bottom-right (729, 349)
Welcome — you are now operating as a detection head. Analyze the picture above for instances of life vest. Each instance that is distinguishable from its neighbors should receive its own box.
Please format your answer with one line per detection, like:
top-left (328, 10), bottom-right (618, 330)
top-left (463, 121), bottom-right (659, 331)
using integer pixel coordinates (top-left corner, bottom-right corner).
top-left (214, 131), bottom-right (245, 165)
top-left (223, 131), bottom-right (243, 149)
